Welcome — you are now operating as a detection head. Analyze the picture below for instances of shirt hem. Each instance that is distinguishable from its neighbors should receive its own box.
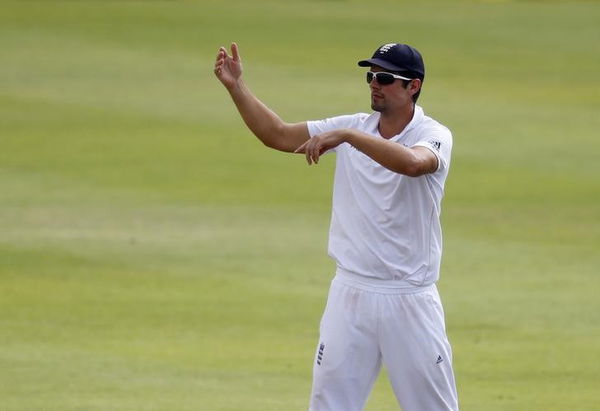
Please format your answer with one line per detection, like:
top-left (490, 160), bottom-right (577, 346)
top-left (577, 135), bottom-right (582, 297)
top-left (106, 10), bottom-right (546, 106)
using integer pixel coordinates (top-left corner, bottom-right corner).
top-left (335, 267), bottom-right (436, 294)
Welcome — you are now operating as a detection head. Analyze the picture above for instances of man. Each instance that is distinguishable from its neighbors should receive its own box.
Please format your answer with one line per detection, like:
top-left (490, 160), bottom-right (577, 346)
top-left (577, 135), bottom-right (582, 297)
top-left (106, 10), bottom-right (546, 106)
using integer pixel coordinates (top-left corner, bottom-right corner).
top-left (214, 42), bottom-right (458, 411)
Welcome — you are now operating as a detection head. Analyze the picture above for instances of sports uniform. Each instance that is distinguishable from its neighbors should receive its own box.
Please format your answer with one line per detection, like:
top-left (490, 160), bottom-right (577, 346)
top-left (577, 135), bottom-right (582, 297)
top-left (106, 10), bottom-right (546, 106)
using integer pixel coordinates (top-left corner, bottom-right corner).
top-left (307, 107), bottom-right (458, 410)
top-left (214, 40), bottom-right (459, 411)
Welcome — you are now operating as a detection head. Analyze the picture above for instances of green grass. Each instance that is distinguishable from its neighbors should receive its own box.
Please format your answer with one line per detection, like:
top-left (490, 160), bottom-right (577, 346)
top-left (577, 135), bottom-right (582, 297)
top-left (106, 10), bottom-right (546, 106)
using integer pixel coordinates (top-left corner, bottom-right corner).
top-left (1, 0), bottom-right (599, 409)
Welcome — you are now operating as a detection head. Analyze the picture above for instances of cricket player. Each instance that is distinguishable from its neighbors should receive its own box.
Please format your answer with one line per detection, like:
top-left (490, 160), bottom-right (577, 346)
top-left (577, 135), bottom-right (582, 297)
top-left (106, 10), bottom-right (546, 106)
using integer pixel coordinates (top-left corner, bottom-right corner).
top-left (214, 42), bottom-right (458, 411)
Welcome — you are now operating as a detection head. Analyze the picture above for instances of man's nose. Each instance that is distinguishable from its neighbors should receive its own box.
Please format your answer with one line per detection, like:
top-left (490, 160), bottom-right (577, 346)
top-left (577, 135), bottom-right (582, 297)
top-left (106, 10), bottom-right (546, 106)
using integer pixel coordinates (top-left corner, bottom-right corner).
top-left (370, 80), bottom-right (381, 90)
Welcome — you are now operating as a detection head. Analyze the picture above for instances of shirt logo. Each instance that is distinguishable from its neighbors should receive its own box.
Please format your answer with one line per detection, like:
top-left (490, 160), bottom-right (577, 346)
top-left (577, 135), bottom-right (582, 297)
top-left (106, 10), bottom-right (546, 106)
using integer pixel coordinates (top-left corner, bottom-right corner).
top-left (429, 140), bottom-right (441, 151)
top-left (317, 343), bottom-right (325, 365)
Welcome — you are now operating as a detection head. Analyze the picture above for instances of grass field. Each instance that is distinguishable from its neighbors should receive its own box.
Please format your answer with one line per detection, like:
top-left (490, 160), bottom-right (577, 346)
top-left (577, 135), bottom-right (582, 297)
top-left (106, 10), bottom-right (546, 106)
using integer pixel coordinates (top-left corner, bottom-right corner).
top-left (1, 0), bottom-right (599, 410)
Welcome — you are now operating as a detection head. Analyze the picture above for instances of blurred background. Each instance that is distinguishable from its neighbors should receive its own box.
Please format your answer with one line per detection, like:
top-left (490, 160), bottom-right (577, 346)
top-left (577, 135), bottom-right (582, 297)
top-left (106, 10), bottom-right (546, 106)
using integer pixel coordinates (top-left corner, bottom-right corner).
top-left (1, 0), bottom-right (599, 409)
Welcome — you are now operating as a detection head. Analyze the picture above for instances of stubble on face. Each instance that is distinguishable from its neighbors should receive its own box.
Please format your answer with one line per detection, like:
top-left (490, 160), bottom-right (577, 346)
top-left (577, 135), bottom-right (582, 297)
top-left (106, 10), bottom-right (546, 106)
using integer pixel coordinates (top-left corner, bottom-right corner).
top-left (370, 92), bottom-right (386, 112)
top-left (371, 101), bottom-right (381, 112)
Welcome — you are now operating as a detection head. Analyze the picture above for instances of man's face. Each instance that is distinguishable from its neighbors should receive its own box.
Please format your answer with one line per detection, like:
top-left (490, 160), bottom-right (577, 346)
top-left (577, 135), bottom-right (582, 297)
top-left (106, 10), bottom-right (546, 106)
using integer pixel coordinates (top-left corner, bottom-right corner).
top-left (369, 65), bottom-right (415, 113)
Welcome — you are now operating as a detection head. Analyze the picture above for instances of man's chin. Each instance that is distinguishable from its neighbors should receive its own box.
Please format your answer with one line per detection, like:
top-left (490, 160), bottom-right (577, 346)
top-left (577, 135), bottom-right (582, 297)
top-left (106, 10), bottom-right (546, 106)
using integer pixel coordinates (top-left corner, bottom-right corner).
top-left (371, 103), bottom-right (384, 112)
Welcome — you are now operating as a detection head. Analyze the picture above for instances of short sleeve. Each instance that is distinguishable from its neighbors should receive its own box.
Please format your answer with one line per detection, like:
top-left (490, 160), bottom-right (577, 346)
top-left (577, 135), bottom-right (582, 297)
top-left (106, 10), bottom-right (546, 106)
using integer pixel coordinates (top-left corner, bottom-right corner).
top-left (306, 114), bottom-right (368, 154)
top-left (412, 128), bottom-right (453, 173)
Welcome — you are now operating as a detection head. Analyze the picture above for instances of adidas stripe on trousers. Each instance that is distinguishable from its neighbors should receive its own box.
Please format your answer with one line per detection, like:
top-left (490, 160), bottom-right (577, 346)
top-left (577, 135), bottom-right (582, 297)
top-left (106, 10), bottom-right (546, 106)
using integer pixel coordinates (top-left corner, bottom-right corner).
top-left (309, 270), bottom-right (458, 411)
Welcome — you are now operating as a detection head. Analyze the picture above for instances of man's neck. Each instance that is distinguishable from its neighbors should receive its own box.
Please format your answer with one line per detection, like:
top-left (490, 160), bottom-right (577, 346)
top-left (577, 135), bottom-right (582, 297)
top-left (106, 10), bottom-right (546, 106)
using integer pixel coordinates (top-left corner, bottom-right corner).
top-left (377, 104), bottom-right (415, 139)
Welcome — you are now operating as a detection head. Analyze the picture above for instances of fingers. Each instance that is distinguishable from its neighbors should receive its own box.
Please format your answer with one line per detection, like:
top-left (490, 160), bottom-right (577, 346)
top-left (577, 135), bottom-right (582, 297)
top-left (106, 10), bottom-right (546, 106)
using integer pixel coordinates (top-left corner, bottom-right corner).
top-left (231, 42), bottom-right (240, 62)
top-left (215, 44), bottom-right (238, 63)
top-left (295, 140), bottom-right (318, 165)
top-left (215, 47), bottom-right (227, 64)
top-left (295, 138), bottom-right (326, 165)
top-left (293, 141), bottom-right (312, 164)
top-left (294, 141), bottom-right (307, 154)
top-left (214, 47), bottom-right (227, 75)
top-left (214, 43), bottom-right (240, 77)
top-left (309, 141), bottom-right (319, 164)
top-left (217, 46), bottom-right (229, 59)
top-left (299, 141), bottom-right (312, 165)
top-left (214, 61), bottom-right (221, 76)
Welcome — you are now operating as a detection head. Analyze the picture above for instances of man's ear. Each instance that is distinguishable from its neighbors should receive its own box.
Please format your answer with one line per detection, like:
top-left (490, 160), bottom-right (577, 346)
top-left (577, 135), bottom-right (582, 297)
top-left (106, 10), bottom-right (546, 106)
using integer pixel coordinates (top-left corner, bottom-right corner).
top-left (409, 79), bottom-right (422, 97)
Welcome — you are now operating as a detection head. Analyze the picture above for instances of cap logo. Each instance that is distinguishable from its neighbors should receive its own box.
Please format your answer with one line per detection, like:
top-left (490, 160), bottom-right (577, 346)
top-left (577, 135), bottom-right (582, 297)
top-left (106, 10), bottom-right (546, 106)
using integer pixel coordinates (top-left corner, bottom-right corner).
top-left (378, 43), bottom-right (396, 54)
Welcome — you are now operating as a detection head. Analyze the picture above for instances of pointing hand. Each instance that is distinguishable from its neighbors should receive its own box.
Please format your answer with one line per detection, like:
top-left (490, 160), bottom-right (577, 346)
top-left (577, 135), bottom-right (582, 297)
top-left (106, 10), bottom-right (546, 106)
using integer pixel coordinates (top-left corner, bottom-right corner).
top-left (214, 42), bottom-right (243, 90)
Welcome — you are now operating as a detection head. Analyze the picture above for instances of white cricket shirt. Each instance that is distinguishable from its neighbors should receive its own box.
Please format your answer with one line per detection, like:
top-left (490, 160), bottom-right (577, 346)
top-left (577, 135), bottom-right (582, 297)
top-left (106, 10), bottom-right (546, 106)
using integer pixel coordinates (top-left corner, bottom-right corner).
top-left (307, 105), bottom-right (452, 285)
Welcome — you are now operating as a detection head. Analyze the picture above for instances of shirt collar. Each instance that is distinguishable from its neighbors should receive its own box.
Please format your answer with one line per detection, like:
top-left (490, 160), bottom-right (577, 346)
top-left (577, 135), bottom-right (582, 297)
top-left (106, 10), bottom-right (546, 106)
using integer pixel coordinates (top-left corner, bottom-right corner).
top-left (368, 105), bottom-right (424, 138)
top-left (404, 105), bottom-right (424, 134)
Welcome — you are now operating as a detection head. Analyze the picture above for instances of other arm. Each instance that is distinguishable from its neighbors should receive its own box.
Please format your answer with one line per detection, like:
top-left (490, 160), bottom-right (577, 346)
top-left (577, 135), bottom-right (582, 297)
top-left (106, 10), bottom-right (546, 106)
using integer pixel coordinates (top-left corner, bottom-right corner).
top-left (214, 43), bottom-right (310, 153)
top-left (295, 129), bottom-right (438, 177)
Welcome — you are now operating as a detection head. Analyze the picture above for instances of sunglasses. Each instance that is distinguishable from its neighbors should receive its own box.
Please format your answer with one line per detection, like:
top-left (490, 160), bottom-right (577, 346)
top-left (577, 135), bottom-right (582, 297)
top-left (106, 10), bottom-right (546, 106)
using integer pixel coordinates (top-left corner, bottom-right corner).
top-left (366, 71), bottom-right (412, 85)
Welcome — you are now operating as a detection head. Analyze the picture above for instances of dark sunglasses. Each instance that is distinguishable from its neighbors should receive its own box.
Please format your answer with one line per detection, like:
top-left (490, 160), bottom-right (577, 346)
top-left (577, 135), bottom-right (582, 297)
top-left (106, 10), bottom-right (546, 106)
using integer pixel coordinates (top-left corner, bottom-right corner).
top-left (366, 71), bottom-right (412, 85)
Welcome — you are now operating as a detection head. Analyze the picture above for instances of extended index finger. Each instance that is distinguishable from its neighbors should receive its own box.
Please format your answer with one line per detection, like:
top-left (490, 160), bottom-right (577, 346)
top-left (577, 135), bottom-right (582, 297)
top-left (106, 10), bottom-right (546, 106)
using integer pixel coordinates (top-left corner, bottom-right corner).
top-left (294, 140), bottom-right (309, 154)
top-left (231, 42), bottom-right (240, 62)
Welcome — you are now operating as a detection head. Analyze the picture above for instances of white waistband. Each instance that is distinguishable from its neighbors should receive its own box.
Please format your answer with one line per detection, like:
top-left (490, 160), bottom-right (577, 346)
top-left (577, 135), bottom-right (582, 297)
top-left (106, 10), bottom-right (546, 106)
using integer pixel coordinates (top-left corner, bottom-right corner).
top-left (335, 268), bottom-right (435, 295)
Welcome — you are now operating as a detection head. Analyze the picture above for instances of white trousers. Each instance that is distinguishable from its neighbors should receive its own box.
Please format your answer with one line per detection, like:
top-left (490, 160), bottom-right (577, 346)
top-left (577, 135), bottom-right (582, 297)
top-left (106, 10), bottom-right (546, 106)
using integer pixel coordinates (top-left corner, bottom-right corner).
top-left (309, 271), bottom-right (458, 411)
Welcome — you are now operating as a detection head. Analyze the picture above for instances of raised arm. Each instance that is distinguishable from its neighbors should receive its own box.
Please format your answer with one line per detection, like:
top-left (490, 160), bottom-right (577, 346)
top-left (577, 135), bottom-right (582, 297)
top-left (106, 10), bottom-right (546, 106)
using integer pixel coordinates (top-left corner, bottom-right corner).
top-left (214, 43), bottom-right (310, 153)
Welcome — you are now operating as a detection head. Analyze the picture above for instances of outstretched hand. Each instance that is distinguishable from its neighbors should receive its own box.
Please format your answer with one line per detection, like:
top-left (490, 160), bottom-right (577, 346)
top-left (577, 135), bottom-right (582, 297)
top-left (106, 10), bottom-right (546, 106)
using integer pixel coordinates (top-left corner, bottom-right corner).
top-left (214, 43), bottom-right (242, 89)
top-left (294, 130), bottom-right (350, 165)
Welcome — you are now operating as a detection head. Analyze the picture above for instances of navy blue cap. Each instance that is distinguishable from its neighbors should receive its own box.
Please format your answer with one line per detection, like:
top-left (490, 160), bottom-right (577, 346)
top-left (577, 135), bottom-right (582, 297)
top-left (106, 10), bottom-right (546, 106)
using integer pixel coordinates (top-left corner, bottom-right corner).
top-left (358, 43), bottom-right (425, 80)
